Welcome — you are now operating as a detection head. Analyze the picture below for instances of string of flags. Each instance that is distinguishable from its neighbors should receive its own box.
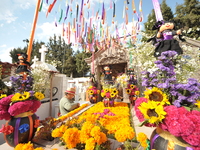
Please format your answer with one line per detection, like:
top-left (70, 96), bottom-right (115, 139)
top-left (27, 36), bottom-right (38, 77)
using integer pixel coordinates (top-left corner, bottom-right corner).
top-left (39, 0), bottom-right (143, 52)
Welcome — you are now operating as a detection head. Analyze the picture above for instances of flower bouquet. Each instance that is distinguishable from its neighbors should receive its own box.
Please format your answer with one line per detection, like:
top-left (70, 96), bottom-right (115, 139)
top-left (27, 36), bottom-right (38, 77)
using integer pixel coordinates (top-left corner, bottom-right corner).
top-left (87, 86), bottom-right (100, 104)
top-left (135, 51), bottom-right (200, 150)
top-left (0, 63), bottom-right (45, 147)
top-left (126, 84), bottom-right (140, 106)
top-left (101, 85), bottom-right (118, 107)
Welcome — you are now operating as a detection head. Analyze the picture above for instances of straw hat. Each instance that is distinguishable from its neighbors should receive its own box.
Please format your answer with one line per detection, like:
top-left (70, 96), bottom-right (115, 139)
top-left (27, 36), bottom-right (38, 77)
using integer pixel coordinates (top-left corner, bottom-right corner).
top-left (65, 87), bottom-right (76, 95)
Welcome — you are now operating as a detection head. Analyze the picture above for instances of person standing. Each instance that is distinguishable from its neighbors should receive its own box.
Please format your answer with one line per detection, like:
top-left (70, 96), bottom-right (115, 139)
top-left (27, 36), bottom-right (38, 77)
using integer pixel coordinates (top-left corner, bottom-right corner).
top-left (59, 87), bottom-right (80, 116)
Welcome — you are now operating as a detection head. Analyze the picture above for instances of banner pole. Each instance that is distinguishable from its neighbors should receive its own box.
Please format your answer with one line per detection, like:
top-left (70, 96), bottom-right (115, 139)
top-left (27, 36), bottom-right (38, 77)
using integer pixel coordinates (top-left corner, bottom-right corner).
top-left (27, 0), bottom-right (41, 62)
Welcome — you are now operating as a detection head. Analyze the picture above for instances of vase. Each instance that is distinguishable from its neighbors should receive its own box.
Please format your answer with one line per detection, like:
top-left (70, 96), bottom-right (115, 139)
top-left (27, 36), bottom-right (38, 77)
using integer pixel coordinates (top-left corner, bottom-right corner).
top-left (150, 127), bottom-right (193, 150)
top-left (89, 95), bottom-right (97, 104)
top-left (4, 112), bottom-right (38, 147)
top-left (103, 98), bottom-right (114, 107)
top-left (129, 96), bottom-right (137, 106)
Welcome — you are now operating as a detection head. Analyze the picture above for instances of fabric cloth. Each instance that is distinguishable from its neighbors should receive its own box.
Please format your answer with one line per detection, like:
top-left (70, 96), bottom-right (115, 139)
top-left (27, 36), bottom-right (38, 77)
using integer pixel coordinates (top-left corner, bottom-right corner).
top-left (154, 30), bottom-right (183, 57)
top-left (59, 97), bottom-right (79, 116)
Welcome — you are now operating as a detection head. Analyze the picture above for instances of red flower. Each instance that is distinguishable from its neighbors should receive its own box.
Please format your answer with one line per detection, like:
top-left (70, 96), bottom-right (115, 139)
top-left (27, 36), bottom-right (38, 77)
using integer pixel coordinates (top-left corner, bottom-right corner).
top-left (34, 120), bottom-right (40, 128)
top-left (0, 124), bottom-right (14, 135)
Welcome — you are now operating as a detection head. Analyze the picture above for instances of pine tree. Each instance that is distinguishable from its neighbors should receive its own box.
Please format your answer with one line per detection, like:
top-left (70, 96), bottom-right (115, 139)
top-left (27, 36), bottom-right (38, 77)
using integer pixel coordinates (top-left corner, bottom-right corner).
top-left (75, 50), bottom-right (91, 77)
top-left (174, 0), bottom-right (200, 39)
top-left (142, 0), bottom-right (174, 41)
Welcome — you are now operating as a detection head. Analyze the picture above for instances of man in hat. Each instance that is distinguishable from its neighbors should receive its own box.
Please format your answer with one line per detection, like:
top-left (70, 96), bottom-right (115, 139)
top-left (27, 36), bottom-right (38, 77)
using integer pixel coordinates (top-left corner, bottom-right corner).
top-left (59, 87), bottom-right (80, 116)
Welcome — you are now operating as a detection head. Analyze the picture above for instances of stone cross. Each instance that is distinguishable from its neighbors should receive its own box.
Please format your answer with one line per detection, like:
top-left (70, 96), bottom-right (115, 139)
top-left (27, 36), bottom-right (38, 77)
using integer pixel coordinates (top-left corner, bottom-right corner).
top-left (31, 56), bottom-right (39, 68)
top-left (39, 45), bottom-right (48, 62)
top-left (33, 56), bottom-right (39, 64)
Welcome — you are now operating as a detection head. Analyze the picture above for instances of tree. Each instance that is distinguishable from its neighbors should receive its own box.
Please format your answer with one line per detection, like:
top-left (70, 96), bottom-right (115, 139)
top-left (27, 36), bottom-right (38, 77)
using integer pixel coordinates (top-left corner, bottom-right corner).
top-left (142, 0), bottom-right (174, 41)
top-left (46, 35), bottom-right (77, 77)
top-left (75, 50), bottom-right (91, 77)
top-left (160, 0), bottom-right (174, 21)
top-left (174, 0), bottom-right (200, 39)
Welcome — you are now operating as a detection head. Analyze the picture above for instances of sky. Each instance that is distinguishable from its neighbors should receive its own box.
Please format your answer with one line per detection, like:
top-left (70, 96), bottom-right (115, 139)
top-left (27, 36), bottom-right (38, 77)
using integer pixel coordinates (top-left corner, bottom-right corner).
top-left (0, 0), bottom-right (185, 63)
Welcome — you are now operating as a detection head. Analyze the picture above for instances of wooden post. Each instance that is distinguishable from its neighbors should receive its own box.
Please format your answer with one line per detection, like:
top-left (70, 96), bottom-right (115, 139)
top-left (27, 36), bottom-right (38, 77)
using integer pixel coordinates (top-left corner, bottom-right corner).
top-left (27, 0), bottom-right (41, 62)
top-left (49, 73), bottom-right (54, 117)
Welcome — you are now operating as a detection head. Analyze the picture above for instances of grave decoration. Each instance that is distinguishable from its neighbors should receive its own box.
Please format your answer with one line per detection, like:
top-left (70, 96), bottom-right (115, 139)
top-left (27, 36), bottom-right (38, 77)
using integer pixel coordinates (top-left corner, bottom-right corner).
top-left (126, 68), bottom-right (139, 105)
top-left (87, 74), bottom-right (100, 104)
top-left (0, 53), bottom-right (45, 147)
top-left (51, 102), bottom-right (150, 150)
top-left (134, 51), bottom-right (200, 150)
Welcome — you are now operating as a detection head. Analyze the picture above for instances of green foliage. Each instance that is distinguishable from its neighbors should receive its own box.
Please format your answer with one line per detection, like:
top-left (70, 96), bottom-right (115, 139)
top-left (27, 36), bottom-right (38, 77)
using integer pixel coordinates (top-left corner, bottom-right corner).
top-left (174, 0), bottom-right (200, 39)
top-left (9, 34), bottom-right (91, 77)
top-left (143, 0), bottom-right (200, 40)
top-left (75, 50), bottom-right (91, 77)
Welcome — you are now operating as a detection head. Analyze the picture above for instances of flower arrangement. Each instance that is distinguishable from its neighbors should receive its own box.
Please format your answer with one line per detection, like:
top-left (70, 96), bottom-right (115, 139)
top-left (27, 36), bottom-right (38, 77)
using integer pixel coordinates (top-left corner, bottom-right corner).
top-left (32, 104), bottom-right (89, 142)
top-left (126, 84), bottom-right (140, 105)
top-left (0, 61), bottom-right (46, 147)
top-left (101, 85), bottom-right (118, 107)
top-left (134, 51), bottom-right (200, 149)
top-left (87, 85), bottom-right (100, 103)
top-left (51, 102), bottom-right (142, 150)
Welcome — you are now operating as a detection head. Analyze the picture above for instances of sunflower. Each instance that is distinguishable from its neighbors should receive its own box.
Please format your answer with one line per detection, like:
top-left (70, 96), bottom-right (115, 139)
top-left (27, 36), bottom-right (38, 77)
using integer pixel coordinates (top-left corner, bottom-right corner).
top-left (110, 92), bottom-right (116, 98)
top-left (104, 88), bottom-right (109, 93)
top-left (195, 100), bottom-right (200, 108)
top-left (130, 84), bottom-right (136, 89)
top-left (0, 94), bottom-right (7, 99)
top-left (34, 92), bottom-right (45, 100)
top-left (144, 87), bottom-right (170, 105)
top-left (11, 92), bottom-right (30, 102)
top-left (89, 90), bottom-right (94, 95)
top-left (111, 88), bottom-right (118, 95)
top-left (126, 89), bottom-right (131, 95)
top-left (135, 91), bottom-right (140, 95)
top-left (101, 92), bottom-right (105, 98)
top-left (138, 100), bottom-right (166, 124)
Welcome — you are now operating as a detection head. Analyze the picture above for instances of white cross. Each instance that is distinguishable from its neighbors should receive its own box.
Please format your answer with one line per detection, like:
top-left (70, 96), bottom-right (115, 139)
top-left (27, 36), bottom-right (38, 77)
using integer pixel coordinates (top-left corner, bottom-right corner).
top-left (39, 45), bottom-right (48, 62)
top-left (31, 56), bottom-right (39, 68)
top-left (33, 56), bottom-right (38, 64)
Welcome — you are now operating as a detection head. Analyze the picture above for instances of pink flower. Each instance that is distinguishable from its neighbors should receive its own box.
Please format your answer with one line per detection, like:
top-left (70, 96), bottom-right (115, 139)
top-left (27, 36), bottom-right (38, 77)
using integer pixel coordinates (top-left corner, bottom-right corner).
top-left (8, 100), bottom-right (41, 116)
top-left (0, 95), bottom-right (13, 105)
top-left (159, 106), bottom-right (200, 147)
top-left (0, 110), bottom-right (11, 120)
top-left (0, 124), bottom-right (14, 135)
top-left (105, 92), bottom-right (111, 98)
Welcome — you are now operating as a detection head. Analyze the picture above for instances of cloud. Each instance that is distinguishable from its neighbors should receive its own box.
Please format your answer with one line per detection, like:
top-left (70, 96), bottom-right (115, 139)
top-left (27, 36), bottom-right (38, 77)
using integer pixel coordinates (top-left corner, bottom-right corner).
top-left (0, 0), bottom-right (37, 23)
top-left (36, 21), bottom-right (63, 41)
top-left (0, 46), bottom-right (13, 63)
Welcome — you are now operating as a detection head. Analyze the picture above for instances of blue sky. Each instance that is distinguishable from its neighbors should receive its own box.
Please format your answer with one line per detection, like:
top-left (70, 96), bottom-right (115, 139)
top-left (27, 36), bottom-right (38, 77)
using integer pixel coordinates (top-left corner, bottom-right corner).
top-left (0, 0), bottom-right (184, 63)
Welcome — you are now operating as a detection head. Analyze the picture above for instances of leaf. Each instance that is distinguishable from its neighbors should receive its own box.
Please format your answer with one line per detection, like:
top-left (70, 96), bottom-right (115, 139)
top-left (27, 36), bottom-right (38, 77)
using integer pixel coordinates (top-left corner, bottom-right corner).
top-left (138, 119), bottom-right (149, 127)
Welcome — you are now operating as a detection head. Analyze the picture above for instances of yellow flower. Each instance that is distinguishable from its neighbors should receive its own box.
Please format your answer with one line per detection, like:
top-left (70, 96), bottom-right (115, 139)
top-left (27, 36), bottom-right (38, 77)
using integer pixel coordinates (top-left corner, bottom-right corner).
top-left (14, 141), bottom-right (34, 150)
top-left (104, 88), bottom-right (109, 93)
top-left (144, 87), bottom-right (170, 105)
top-left (61, 127), bottom-right (80, 149)
top-left (126, 89), bottom-right (131, 94)
top-left (195, 100), bottom-right (200, 108)
top-left (101, 92), bottom-right (105, 97)
top-left (137, 132), bottom-right (147, 142)
top-left (135, 90), bottom-right (140, 95)
top-left (34, 148), bottom-right (44, 150)
top-left (34, 92), bottom-right (45, 100)
top-left (11, 92), bottom-right (30, 102)
top-left (110, 92), bottom-right (116, 98)
top-left (85, 138), bottom-right (95, 150)
top-left (130, 84), bottom-right (136, 89)
top-left (0, 94), bottom-right (7, 99)
top-left (138, 100), bottom-right (167, 124)
top-left (89, 90), bottom-right (94, 95)
top-left (52, 125), bottom-right (67, 138)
